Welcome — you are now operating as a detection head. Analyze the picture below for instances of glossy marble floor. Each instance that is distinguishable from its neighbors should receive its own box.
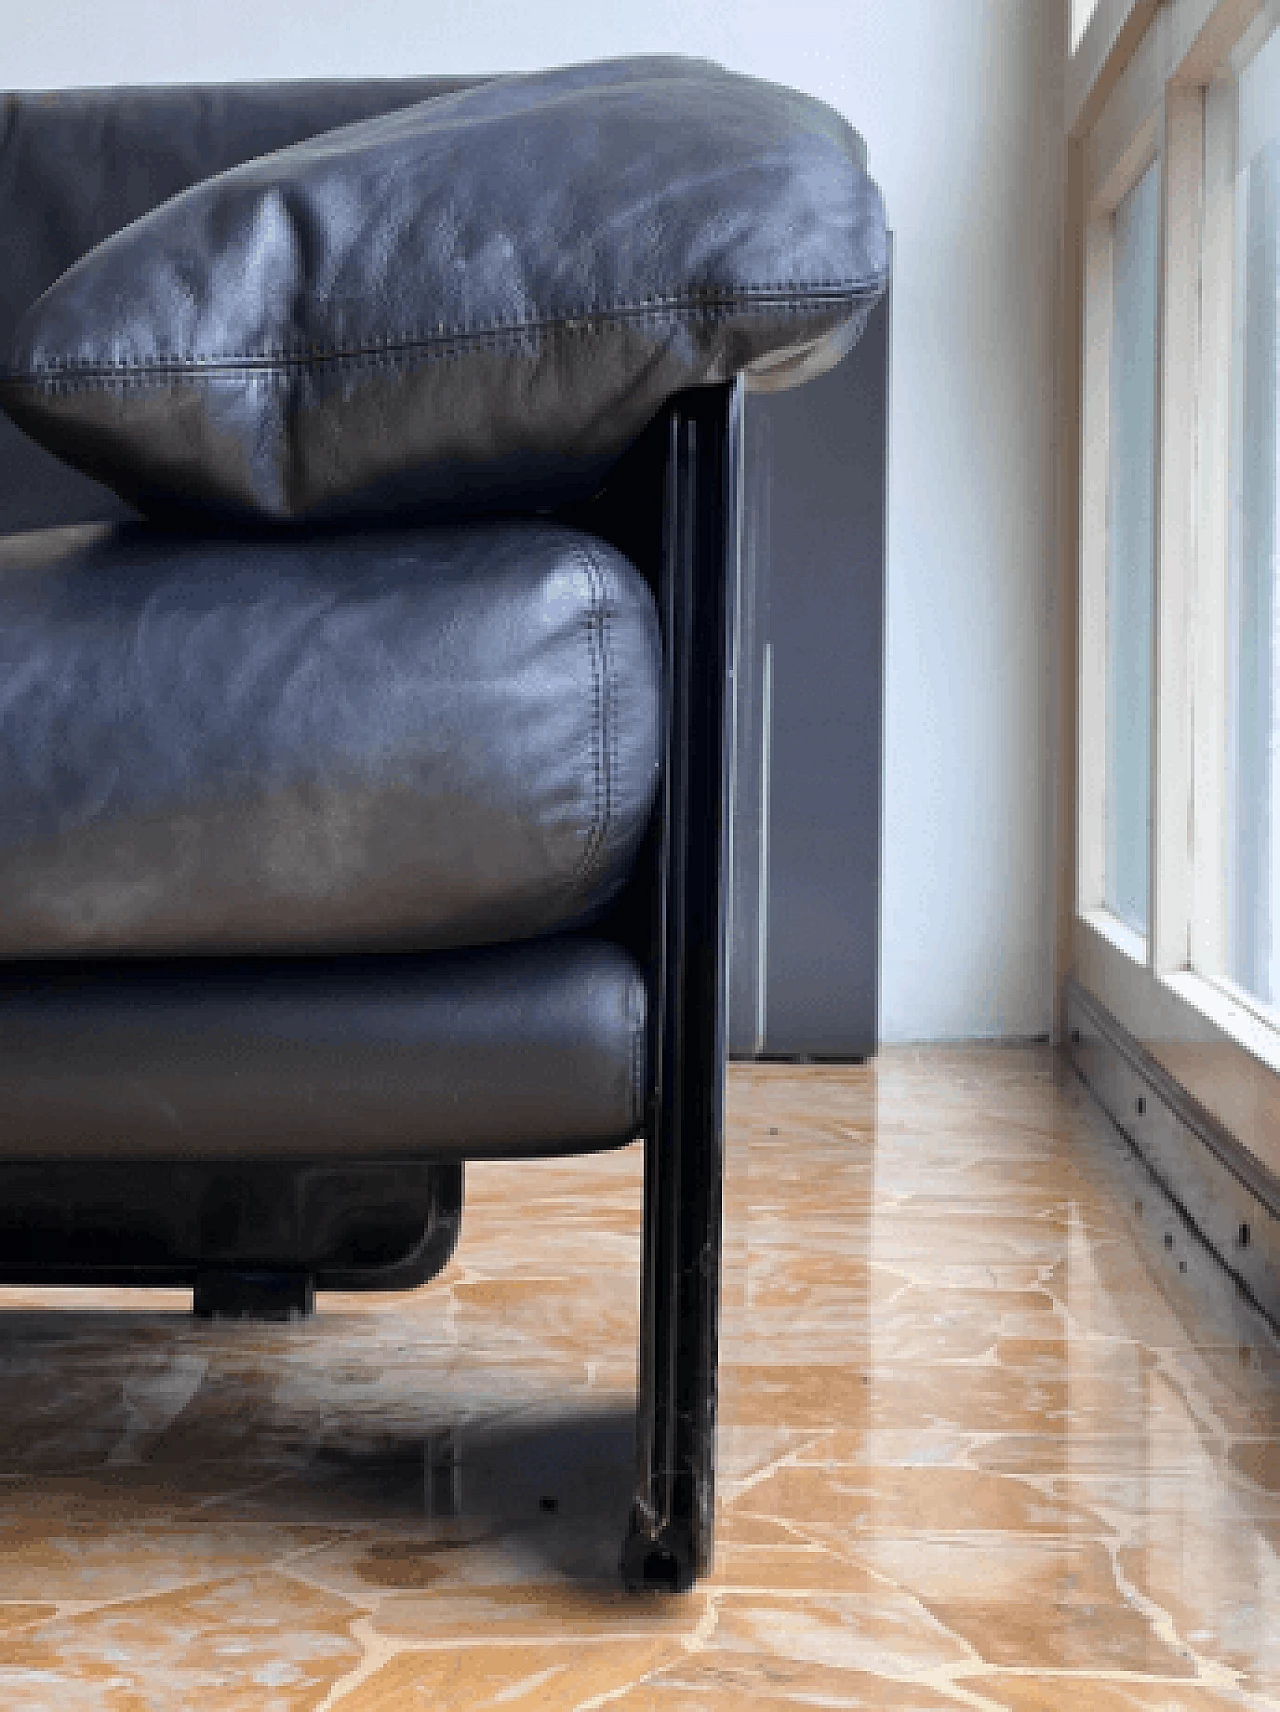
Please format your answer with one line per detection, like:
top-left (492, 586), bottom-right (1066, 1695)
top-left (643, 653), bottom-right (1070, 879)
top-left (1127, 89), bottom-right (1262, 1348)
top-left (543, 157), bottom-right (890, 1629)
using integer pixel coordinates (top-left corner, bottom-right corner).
top-left (1, 1048), bottom-right (1278, 1709)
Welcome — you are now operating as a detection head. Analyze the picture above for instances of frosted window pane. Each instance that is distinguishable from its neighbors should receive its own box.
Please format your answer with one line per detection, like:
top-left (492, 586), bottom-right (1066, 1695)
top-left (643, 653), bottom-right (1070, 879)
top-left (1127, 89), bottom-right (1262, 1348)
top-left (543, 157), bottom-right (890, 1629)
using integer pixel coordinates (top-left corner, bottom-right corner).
top-left (1229, 31), bottom-right (1280, 1004)
top-left (1072, 0), bottom-right (1101, 54)
top-left (1104, 160), bottom-right (1159, 937)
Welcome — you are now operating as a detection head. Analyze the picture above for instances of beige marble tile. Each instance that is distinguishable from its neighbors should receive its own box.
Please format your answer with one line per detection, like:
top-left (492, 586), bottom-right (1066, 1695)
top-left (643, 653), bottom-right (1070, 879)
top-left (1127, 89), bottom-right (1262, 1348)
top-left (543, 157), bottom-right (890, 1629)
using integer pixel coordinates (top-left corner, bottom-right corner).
top-left (980, 1684), bottom-right (1271, 1711)
top-left (970, 1431), bottom-right (1225, 1476)
top-left (372, 1583), bottom-right (708, 1641)
top-left (702, 1588), bottom-right (974, 1677)
top-left (716, 1423), bottom-right (816, 1486)
top-left (736, 1461), bottom-right (1114, 1537)
top-left (0, 1605), bottom-right (57, 1635)
top-left (712, 1510), bottom-right (809, 1547)
top-left (843, 1534), bottom-right (1209, 1673)
top-left (918, 1589), bottom-right (1198, 1675)
top-left (863, 1282), bottom-right (1061, 1364)
top-left (0, 1478), bottom-right (331, 1603)
top-left (727, 1357), bottom-right (1152, 1435)
top-left (0, 1048), bottom-right (1276, 1706)
top-left (1231, 1439), bottom-right (1280, 1493)
top-left (1115, 1515), bottom-right (1280, 1680)
top-left (708, 1540), bottom-right (884, 1591)
top-left (334, 1640), bottom-right (681, 1709)
top-left (744, 1252), bottom-right (896, 1310)
top-left (0, 1572), bottom-right (363, 1709)
top-left (1048, 1469), bottom-right (1280, 1522)
top-left (611, 1657), bottom-right (976, 1707)
top-left (720, 1361), bottom-right (878, 1428)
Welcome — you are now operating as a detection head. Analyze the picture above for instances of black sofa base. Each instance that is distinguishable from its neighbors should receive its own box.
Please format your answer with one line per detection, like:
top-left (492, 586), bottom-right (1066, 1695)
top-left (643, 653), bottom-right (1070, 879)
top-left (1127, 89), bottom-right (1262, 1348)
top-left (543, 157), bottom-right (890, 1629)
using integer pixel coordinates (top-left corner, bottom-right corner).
top-left (0, 1157), bottom-right (464, 1293)
top-left (193, 1268), bottom-right (318, 1321)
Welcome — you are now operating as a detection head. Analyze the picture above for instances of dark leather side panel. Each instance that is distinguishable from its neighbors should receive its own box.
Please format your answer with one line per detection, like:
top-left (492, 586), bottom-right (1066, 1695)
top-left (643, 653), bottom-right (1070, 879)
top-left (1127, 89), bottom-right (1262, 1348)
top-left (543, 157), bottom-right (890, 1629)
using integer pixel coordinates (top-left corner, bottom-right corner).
top-left (0, 938), bottom-right (647, 1161)
top-left (0, 519), bottom-right (661, 957)
top-left (0, 76), bottom-right (488, 533)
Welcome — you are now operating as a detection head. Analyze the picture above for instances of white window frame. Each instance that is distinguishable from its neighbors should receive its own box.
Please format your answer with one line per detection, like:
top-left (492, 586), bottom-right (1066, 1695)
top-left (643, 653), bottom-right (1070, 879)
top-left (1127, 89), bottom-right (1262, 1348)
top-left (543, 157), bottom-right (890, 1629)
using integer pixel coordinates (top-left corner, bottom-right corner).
top-left (1064, 0), bottom-right (1280, 1187)
top-left (1076, 104), bottom-right (1161, 950)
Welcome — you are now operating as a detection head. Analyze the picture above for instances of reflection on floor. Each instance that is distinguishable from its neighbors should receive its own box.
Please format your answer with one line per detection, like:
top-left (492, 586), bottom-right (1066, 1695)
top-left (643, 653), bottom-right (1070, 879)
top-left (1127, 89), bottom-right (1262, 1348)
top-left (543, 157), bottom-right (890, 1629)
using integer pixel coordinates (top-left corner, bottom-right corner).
top-left (0, 1048), bottom-right (1278, 1708)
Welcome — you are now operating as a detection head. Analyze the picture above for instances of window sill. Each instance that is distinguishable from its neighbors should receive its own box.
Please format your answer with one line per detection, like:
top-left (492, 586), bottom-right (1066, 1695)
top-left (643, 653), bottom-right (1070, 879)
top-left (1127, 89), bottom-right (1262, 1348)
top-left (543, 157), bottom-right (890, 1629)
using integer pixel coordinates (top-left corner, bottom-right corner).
top-left (1080, 905), bottom-right (1149, 966)
top-left (1161, 967), bottom-right (1280, 1081)
top-left (1071, 912), bottom-right (1280, 1183)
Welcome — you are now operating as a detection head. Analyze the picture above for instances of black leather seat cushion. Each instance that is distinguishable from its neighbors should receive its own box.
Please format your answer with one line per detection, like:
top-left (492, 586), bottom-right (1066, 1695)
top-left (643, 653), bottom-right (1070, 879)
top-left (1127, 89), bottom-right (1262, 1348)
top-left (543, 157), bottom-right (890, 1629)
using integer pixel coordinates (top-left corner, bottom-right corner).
top-left (0, 519), bottom-right (660, 956)
top-left (0, 938), bottom-right (647, 1160)
top-left (1, 56), bottom-right (888, 524)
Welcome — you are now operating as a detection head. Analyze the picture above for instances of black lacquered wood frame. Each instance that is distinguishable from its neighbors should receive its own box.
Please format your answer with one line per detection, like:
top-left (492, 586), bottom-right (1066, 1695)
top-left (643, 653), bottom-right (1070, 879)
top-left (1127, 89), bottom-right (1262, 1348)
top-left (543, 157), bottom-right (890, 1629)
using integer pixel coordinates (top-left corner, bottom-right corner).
top-left (0, 375), bottom-right (744, 1591)
top-left (620, 377), bottom-right (744, 1593)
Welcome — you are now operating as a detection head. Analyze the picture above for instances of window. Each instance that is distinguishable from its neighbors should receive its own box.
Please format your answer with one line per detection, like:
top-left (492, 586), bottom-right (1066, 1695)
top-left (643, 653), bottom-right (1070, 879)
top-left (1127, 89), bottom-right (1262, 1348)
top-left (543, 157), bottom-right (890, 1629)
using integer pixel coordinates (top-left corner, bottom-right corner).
top-left (1067, 0), bottom-right (1280, 1182)
top-left (1105, 160), bottom-right (1159, 937)
top-left (1227, 21), bottom-right (1280, 1012)
top-left (1072, 0), bottom-right (1103, 56)
top-left (1076, 124), bottom-right (1162, 952)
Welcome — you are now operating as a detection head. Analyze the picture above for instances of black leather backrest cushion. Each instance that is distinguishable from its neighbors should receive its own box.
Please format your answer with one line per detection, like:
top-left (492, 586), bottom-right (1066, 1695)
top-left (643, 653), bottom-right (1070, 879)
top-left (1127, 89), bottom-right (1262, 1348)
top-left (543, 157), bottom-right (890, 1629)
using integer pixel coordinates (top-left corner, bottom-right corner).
top-left (0, 77), bottom-right (485, 535)
top-left (2, 58), bottom-right (885, 530)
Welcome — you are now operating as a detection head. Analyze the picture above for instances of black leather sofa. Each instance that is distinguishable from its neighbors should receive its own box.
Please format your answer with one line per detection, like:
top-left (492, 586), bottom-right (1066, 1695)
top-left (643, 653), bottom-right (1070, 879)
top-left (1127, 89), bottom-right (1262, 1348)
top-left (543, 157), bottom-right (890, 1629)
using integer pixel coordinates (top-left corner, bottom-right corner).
top-left (0, 67), bottom-right (886, 1589)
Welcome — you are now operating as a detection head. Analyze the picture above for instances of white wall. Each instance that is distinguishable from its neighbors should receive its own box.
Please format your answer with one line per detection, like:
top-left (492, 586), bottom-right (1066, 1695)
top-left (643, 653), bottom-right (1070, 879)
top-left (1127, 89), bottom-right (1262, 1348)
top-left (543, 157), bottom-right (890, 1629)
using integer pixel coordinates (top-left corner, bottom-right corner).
top-left (5, 0), bottom-right (1067, 1043)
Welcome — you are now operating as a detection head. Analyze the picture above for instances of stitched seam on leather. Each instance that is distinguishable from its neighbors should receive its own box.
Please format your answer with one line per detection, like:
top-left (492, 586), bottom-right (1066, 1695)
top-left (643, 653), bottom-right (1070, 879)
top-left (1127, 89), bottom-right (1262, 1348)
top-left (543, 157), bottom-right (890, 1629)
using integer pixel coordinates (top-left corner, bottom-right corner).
top-left (570, 543), bottom-right (608, 908)
top-left (585, 543), bottom-right (613, 895)
top-left (2, 285), bottom-right (886, 382)
top-left (578, 538), bottom-right (617, 897)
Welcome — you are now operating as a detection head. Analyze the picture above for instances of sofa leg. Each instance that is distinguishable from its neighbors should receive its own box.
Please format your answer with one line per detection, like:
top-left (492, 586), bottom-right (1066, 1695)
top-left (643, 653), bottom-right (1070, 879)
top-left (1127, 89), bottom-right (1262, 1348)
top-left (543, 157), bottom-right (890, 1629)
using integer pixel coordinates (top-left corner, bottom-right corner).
top-left (622, 379), bottom-right (743, 1593)
top-left (619, 1517), bottom-right (692, 1594)
top-left (192, 1268), bottom-right (316, 1321)
top-left (620, 1119), bottom-right (725, 1595)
